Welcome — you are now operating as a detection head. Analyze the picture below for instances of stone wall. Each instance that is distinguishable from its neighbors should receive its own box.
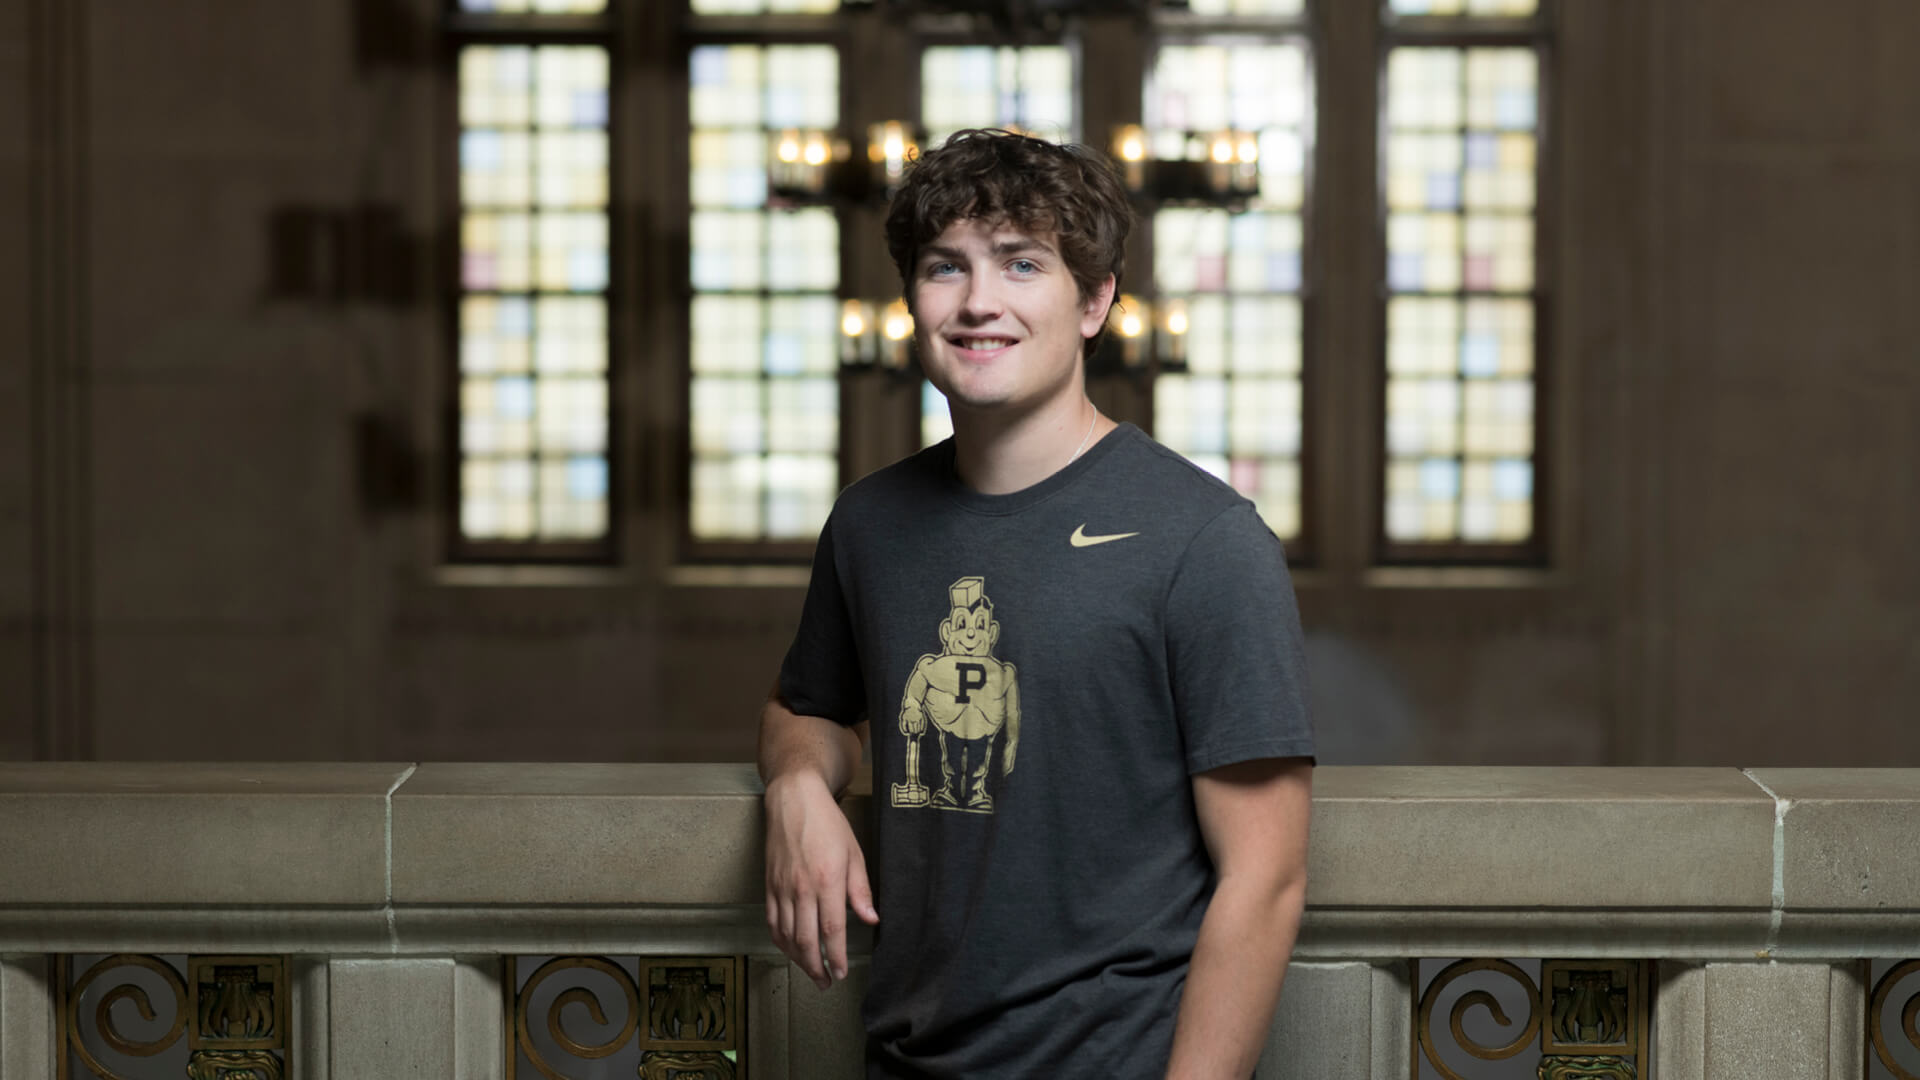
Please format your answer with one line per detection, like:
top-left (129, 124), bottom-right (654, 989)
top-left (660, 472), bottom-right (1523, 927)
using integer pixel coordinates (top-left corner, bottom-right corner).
top-left (0, 0), bottom-right (1914, 765)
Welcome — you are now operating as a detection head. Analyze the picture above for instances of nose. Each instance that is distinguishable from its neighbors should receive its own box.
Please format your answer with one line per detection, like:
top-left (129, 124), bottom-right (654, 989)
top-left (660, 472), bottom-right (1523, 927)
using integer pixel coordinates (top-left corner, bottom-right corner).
top-left (959, 270), bottom-right (1002, 322)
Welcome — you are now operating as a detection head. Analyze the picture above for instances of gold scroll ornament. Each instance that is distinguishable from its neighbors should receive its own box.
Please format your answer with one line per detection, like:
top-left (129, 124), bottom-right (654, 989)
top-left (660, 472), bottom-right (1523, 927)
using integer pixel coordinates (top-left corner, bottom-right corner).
top-left (514, 956), bottom-right (643, 1080)
top-left (65, 955), bottom-right (190, 1080)
top-left (1417, 958), bottom-right (1542, 1080)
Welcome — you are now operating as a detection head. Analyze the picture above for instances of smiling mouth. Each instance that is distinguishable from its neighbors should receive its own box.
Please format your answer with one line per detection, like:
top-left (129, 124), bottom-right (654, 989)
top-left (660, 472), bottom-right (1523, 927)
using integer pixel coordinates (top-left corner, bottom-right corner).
top-left (950, 337), bottom-right (1016, 351)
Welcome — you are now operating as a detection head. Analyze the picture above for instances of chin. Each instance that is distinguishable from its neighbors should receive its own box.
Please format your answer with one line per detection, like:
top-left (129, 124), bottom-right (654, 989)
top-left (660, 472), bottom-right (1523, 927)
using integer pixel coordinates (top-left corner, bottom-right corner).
top-left (930, 376), bottom-right (1014, 413)
top-left (943, 388), bottom-right (1009, 410)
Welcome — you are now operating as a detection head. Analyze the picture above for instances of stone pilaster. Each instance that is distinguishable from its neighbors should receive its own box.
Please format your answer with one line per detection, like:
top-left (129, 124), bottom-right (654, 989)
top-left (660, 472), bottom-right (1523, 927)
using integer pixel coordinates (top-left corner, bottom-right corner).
top-left (326, 957), bottom-right (503, 1080)
top-left (1656, 961), bottom-right (1866, 1080)
top-left (1259, 961), bottom-right (1412, 1080)
top-left (0, 956), bottom-right (56, 1080)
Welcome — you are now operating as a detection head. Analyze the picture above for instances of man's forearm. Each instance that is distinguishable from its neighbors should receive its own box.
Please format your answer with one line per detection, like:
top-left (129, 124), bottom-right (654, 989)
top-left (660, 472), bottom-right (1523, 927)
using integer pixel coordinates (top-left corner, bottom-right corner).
top-left (1163, 875), bottom-right (1308, 1080)
top-left (757, 691), bottom-right (864, 796)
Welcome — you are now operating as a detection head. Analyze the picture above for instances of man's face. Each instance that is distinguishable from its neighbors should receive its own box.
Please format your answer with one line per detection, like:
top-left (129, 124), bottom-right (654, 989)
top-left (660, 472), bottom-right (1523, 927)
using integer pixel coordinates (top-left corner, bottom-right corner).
top-left (909, 217), bottom-right (1114, 418)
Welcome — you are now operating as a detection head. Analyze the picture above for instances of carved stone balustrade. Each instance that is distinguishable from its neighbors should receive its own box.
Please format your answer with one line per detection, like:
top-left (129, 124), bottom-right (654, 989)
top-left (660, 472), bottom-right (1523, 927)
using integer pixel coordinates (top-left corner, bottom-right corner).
top-left (0, 764), bottom-right (1916, 1078)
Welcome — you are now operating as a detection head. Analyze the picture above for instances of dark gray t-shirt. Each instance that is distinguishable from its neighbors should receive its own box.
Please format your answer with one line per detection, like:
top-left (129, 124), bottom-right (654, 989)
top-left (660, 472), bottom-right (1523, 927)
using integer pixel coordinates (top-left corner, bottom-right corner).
top-left (779, 423), bottom-right (1315, 1079)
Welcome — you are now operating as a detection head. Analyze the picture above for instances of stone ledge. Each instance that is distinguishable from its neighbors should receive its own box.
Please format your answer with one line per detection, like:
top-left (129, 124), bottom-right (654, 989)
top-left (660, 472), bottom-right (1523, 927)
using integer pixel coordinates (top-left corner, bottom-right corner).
top-left (0, 762), bottom-right (411, 905)
top-left (3, 905), bottom-right (1916, 960)
top-left (1303, 766), bottom-right (1779, 908)
top-left (2, 764), bottom-right (1915, 916)
top-left (1744, 768), bottom-right (1920, 911)
top-left (391, 763), bottom-right (770, 904)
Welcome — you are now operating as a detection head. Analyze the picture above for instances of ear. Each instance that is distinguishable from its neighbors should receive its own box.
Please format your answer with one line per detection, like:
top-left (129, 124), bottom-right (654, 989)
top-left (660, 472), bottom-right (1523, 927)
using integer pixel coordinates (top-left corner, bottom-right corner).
top-left (1079, 274), bottom-right (1118, 340)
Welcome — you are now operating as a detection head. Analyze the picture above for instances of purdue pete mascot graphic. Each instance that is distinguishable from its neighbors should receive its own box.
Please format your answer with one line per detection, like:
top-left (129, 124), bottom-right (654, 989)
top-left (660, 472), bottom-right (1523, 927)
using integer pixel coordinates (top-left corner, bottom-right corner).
top-left (892, 577), bottom-right (1022, 814)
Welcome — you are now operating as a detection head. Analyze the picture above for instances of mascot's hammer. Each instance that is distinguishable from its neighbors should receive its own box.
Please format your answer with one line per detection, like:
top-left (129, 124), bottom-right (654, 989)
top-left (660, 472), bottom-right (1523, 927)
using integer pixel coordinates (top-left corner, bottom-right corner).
top-left (891, 708), bottom-right (929, 808)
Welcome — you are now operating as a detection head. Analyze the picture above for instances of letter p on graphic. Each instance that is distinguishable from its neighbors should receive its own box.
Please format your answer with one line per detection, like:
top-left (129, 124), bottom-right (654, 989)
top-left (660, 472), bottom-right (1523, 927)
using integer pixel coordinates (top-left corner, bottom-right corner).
top-left (955, 662), bottom-right (987, 703)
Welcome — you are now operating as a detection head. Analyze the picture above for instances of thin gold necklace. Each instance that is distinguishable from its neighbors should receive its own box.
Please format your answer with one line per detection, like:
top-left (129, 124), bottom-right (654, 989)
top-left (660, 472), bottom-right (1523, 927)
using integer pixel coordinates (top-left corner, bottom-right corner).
top-left (1067, 407), bottom-right (1098, 464)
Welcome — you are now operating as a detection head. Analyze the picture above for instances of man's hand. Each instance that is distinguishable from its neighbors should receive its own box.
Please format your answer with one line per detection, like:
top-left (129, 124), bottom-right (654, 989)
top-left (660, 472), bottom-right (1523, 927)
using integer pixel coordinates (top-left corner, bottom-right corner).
top-left (763, 771), bottom-right (879, 990)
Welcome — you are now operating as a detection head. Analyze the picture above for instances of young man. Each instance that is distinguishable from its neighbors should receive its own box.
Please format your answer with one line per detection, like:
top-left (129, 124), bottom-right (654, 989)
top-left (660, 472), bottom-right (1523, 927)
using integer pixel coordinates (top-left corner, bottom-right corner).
top-left (759, 129), bottom-right (1315, 1079)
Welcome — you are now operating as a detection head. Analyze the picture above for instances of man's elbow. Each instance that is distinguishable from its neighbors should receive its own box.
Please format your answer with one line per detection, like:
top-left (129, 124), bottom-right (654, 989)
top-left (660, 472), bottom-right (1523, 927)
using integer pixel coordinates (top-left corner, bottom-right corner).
top-left (1217, 859), bottom-right (1309, 914)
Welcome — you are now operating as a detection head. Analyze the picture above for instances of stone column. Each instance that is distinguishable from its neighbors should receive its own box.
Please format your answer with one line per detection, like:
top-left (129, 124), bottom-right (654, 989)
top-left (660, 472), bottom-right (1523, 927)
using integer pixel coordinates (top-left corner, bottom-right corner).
top-left (1259, 961), bottom-right (1411, 1080)
top-left (748, 956), bottom-right (869, 1080)
top-left (1656, 961), bottom-right (1866, 1080)
top-left (0, 956), bottom-right (56, 1080)
top-left (326, 957), bottom-right (505, 1080)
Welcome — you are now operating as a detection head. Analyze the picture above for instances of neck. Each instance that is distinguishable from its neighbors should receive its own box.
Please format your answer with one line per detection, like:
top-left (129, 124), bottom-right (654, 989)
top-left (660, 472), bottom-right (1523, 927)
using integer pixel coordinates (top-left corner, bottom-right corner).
top-left (950, 389), bottom-right (1112, 496)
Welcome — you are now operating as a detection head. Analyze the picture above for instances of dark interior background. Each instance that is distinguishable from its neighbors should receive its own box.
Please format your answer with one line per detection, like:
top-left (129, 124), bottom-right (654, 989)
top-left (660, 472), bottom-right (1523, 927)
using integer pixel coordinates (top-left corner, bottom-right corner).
top-left (4, 0), bottom-right (1914, 766)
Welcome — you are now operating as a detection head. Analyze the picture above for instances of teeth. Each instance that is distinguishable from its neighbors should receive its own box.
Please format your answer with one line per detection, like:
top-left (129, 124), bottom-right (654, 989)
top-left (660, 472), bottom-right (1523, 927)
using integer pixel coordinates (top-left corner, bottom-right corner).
top-left (960, 338), bottom-right (1014, 349)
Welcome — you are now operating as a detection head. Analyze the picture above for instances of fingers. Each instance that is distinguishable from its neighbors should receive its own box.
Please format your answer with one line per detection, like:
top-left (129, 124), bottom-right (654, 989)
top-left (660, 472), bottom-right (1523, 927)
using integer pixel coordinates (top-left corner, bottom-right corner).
top-left (820, 874), bottom-right (849, 987)
top-left (770, 890), bottom-right (797, 969)
top-left (763, 782), bottom-right (873, 992)
top-left (769, 883), bottom-right (845, 990)
top-left (790, 890), bottom-right (829, 990)
top-left (847, 851), bottom-right (880, 926)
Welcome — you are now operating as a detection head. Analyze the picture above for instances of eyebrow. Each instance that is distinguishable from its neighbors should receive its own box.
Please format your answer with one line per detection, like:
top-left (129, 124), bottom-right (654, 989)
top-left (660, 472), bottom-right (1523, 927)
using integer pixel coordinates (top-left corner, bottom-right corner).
top-left (919, 237), bottom-right (1057, 263)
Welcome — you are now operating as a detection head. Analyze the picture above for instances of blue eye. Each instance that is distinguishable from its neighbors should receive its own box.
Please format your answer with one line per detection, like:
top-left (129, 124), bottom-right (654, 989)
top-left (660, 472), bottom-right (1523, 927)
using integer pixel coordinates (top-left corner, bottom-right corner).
top-left (1010, 259), bottom-right (1038, 274)
top-left (928, 261), bottom-right (957, 277)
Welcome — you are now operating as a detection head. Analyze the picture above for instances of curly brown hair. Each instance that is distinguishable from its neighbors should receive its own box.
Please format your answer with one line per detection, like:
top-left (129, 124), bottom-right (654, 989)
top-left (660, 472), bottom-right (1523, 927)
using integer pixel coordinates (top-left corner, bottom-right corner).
top-left (884, 129), bottom-right (1133, 359)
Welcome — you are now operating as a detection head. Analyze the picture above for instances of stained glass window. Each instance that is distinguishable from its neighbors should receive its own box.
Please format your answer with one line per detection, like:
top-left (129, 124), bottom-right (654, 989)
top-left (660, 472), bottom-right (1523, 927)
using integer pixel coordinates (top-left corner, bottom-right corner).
top-left (1388, 0), bottom-right (1537, 15)
top-left (916, 46), bottom-right (1077, 448)
top-left (691, 0), bottom-right (838, 12)
top-left (921, 46), bottom-right (1075, 146)
top-left (1185, 0), bottom-right (1305, 14)
top-left (1147, 41), bottom-right (1311, 540)
top-left (459, 0), bottom-right (606, 12)
top-left (689, 44), bottom-right (841, 541)
top-left (1384, 46), bottom-right (1538, 545)
top-left (458, 44), bottom-right (611, 545)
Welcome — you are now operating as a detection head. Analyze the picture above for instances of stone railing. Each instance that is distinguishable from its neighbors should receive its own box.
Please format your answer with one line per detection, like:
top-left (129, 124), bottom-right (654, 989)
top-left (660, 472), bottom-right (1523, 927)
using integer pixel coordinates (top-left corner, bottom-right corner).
top-left (1, 764), bottom-right (1917, 1079)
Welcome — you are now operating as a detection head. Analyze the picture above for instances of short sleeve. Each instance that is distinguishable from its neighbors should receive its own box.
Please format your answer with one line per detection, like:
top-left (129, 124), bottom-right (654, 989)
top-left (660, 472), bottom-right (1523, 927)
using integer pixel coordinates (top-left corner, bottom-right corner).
top-left (777, 513), bottom-right (866, 726)
top-left (1164, 503), bottom-right (1316, 773)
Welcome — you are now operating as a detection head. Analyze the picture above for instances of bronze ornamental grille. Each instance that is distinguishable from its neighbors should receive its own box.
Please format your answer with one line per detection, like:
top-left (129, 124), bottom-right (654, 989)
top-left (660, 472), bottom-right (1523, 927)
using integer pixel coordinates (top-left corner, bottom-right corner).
top-left (508, 955), bottom-right (741, 1080)
top-left (42, 950), bottom-right (1920, 1077)
top-left (1415, 958), bottom-right (1650, 1080)
top-left (56, 954), bottom-right (289, 1080)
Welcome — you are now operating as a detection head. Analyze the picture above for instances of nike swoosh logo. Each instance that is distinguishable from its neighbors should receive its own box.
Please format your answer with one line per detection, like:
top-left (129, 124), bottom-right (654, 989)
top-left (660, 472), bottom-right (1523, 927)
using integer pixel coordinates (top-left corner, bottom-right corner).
top-left (1070, 524), bottom-right (1140, 548)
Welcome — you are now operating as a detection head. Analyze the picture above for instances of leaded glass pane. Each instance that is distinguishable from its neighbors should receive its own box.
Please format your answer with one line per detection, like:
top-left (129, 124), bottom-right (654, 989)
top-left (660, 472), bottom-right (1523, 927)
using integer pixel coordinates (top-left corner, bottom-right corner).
top-left (1186, 0), bottom-right (1305, 14)
top-left (457, 44), bottom-right (611, 544)
top-left (461, 0), bottom-right (608, 12)
top-left (1149, 43), bottom-right (1309, 154)
top-left (1388, 0), bottom-right (1537, 15)
top-left (921, 46), bottom-right (1076, 146)
top-left (1146, 40), bottom-right (1311, 541)
top-left (1384, 46), bottom-right (1538, 545)
top-left (689, 44), bottom-right (840, 541)
top-left (691, 0), bottom-right (839, 13)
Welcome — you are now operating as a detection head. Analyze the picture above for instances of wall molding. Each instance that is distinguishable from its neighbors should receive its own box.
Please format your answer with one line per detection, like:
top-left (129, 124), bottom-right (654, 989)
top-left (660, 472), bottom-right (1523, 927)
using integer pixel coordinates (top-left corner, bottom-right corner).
top-left (27, 0), bottom-right (93, 760)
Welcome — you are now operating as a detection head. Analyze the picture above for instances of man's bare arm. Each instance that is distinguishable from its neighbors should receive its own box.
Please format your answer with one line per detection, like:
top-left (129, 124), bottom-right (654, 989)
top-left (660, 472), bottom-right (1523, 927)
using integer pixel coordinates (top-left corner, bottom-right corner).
top-left (1163, 756), bottom-right (1313, 1080)
top-left (758, 683), bottom-right (876, 991)
top-left (758, 682), bottom-right (867, 795)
